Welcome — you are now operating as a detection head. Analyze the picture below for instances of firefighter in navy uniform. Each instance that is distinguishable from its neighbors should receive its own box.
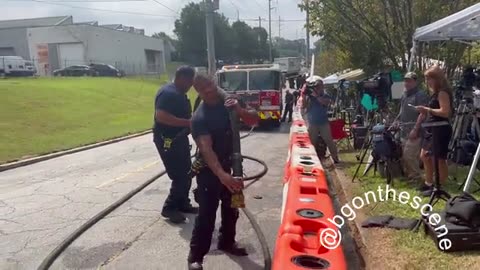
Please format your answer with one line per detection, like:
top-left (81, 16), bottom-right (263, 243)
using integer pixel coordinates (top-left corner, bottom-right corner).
top-left (187, 74), bottom-right (259, 270)
top-left (153, 66), bottom-right (198, 224)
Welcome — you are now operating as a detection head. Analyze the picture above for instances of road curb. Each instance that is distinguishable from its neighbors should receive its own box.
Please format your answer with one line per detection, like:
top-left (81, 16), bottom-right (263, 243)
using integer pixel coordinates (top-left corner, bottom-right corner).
top-left (327, 165), bottom-right (369, 269)
top-left (0, 130), bottom-right (152, 172)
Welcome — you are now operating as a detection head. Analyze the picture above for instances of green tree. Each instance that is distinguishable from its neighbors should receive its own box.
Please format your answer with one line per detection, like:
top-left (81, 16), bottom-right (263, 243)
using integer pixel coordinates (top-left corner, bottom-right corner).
top-left (231, 21), bottom-right (256, 62)
top-left (174, 3), bottom-right (233, 66)
top-left (252, 27), bottom-right (269, 61)
top-left (274, 37), bottom-right (305, 57)
top-left (301, 0), bottom-right (478, 76)
top-left (174, 3), bottom-right (274, 65)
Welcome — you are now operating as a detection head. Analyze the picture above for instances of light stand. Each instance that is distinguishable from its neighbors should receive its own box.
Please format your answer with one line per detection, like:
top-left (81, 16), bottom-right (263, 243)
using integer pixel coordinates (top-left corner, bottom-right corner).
top-left (463, 133), bottom-right (480, 193)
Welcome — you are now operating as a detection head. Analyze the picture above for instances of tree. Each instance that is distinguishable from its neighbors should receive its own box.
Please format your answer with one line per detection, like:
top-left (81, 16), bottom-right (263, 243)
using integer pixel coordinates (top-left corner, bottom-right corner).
top-left (173, 3), bottom-right (280, 65)
top-left (252, 27), bottom-right (269, 61)
top-left (314, 40), bottom-right (350, 77)
top-left (274, 37), bottom-right (305, 57)
top-left (301, 0), bottom-right (478, 76)
top-left (173, 3), bottom-right (207, 65)
top-left (230, 21), bottom-right (258, 62)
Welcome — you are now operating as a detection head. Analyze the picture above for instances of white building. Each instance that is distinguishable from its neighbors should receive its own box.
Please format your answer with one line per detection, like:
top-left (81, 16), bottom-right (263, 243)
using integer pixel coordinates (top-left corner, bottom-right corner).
top-left (0, 16), bottom-right (167, 76)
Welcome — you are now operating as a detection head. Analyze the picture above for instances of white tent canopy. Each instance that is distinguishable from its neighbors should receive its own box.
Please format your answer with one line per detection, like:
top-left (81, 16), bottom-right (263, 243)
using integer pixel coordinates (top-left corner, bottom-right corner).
top-left (322, 73), bottom-right (339, 85)
top-left (408, 3), bottom-right (480, 71)
top-left (414, 3), bottom-right (480, 42)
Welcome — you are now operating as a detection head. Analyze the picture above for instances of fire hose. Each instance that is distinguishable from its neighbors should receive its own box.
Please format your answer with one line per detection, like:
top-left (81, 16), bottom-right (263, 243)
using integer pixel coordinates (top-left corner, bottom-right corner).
top-left (37, 128), bottom-right (271, 270)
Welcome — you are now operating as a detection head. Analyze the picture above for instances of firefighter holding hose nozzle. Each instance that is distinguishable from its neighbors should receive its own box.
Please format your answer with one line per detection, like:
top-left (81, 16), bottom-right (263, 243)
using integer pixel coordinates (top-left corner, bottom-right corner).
top-left (187, 74), bottom-right (259, 270)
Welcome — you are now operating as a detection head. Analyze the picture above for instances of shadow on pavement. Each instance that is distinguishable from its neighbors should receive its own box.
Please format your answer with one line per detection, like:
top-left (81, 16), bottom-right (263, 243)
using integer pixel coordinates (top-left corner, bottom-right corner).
top-left (225, 252), bottom-right (263, 270)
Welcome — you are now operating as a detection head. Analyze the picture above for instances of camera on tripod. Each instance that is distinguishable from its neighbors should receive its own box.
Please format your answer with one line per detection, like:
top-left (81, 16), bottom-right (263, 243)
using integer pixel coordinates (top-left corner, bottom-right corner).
top-left (357, 73), bottom-right (392, 110)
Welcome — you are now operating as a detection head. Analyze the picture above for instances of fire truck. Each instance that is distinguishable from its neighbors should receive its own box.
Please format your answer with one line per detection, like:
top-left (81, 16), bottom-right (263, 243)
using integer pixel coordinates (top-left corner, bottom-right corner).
top-left (217, 64), bottom-right (283, 127)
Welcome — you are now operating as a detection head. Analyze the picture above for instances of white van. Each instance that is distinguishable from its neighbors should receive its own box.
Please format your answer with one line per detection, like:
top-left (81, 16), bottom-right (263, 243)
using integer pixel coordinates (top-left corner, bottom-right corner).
top-left (0, 56), bottom-right (35, 76)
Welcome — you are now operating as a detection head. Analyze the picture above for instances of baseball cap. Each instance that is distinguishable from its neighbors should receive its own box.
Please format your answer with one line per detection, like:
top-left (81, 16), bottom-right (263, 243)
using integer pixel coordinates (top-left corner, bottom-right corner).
top-left (404, 72), bottom-right (417, 80)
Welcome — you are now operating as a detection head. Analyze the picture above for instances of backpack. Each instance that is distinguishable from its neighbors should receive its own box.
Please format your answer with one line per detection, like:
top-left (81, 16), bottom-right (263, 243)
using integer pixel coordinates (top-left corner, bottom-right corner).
top-left (445, 192), bottom-right (480, 228)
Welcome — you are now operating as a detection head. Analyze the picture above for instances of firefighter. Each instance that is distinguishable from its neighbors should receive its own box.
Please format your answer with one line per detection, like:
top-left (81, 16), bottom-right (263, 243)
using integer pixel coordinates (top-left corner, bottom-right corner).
top-left (187, 74), bottom-right (259, 270)
top-left (281, 89), bottom-right (294, 122)
top-left (153, 66), bottom-right (198, 224)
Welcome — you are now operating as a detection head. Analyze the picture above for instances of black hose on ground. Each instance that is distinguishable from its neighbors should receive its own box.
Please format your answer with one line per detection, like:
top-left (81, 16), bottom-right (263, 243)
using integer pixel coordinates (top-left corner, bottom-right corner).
top-left (241, 155), bottom-right (272, 270)
top-left (37, 170), bottom-right (168, 270)
top-left (37, 133), bottom-right (272, 270)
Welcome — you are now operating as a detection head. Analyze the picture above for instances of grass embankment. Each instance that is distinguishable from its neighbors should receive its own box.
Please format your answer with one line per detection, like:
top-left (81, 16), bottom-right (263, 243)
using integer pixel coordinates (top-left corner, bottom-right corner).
top-left (339, 150), bottom-right (480, 269)
top-left (0, 76), bottom-right (183, 164)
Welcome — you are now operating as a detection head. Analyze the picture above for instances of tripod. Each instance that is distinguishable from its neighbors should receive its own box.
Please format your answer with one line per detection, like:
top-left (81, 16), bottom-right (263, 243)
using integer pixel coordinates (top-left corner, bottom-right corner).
top-left (447, 99), bottom-right (480, 192)
top-left (457, 113), bottom-right (480, 194)
top-left (413, 121), bottom-right (452, 231)
top-left (449, 99), bottom-right (473, 158)
top-left (351, 112), bottom-right (381, 182)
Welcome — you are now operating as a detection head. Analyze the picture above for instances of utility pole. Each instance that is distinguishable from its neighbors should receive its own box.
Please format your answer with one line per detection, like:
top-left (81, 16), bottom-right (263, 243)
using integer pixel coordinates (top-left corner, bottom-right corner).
top-left (258, 16), bottom-right (262, 28)
top-left (305, 0), bottom-right (310, 68)
top-left (236, 9), bottom-right (239, 21)
top-left (268, 0), bottom-right (272, 62)
top-left (205, 0), bottom-right (218, 75)
top-left (278, 16), bottom-right (281, 38)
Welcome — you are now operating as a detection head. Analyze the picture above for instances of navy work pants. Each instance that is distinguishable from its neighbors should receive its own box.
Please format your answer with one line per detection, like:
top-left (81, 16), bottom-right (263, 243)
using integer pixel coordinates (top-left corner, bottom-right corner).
top-left (188, 169), bottom-right (239, 263)
top-left (282, 103), bottom-right (293, 122)
top-left (154, 136), bottom-right (192, 212)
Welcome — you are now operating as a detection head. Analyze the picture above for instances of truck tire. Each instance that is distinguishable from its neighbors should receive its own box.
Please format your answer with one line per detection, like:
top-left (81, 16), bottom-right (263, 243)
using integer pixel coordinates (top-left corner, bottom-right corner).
top-left (271, 119), bottom-right (281, 128)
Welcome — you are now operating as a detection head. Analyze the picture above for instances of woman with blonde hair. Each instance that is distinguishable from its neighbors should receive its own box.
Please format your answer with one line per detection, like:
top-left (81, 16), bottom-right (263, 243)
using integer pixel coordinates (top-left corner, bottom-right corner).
top-left (412, 65), bottom-right (453, 196)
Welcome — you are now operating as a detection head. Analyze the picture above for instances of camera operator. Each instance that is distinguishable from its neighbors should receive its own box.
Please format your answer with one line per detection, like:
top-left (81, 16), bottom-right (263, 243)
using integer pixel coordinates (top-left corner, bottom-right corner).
top-left (413, 65), bottom-right (453, 197)
top-left (302, 78), bottom-right (340, 163)
top-left (393, 72), bottom-right (429, 183)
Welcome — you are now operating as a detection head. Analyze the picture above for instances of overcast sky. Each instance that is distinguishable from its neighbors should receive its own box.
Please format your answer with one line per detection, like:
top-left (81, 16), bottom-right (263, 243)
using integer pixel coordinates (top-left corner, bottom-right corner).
top-left (3, 0), bottom-right (317, 46)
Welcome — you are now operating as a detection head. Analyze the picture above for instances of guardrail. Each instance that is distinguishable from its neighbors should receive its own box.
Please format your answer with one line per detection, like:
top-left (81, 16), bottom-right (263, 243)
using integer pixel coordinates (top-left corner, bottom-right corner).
top-left (273, 96), bottom-right (347, 270)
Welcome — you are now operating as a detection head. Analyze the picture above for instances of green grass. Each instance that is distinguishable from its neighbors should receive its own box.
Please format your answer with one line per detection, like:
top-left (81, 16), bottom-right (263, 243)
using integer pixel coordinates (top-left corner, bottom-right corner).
top-left (339, 151), bottom-right (480, 269)
top-left (0, 76), bottom-right (173, 163)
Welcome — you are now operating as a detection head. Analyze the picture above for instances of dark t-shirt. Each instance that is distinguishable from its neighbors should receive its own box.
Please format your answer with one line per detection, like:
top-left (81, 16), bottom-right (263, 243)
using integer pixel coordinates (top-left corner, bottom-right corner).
top-left (191, 101), bottom-right (233, 166)
top-left (307, 94), bottom-right (332, 126)
top-left (153, 83), bottom-right (191, 139)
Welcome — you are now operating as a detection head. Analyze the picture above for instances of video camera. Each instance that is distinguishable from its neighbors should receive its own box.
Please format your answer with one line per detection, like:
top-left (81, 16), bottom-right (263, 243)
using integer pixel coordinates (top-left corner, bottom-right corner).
top-left (304, 81), bottom-right (317, 96)
top-left (357, 72), bottom-right (392, 109)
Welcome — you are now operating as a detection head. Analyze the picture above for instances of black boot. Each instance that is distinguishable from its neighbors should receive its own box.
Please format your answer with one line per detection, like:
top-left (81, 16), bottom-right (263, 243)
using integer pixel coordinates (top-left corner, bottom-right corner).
top-left (180, 204), bottom-right (199, 214)
top-left (188, 262), bottom-right (203, 270)
top-left (161, 210), bottom-right (186, 224)
top-left (218, 242), bottom-right (248, 256)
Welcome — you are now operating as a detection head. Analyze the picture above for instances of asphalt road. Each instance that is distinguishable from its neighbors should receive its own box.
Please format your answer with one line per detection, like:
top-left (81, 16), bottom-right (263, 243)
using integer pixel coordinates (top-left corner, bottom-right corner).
top-left (0, 125), bottom-right (291, 270)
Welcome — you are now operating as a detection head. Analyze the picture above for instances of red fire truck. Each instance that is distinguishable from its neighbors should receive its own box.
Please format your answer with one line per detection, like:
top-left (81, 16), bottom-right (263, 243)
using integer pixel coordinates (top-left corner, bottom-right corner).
top-left (217, 64), bottom-right (283, 127)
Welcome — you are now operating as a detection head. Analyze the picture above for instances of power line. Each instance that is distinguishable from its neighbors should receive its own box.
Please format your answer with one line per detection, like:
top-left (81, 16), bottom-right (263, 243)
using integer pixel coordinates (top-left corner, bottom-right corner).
top-left (232, 17), bottom-right (303, 22)
top-left (150, 0), bottom-right (178, 14)
top-left (29, 0), bottom-right (177, 18)
top-left (252, 0), bottom-right (267, 11)
top-left (13, 0), bottom-right (147, 1)
top-left (228, 0), bottom-right (240, 20)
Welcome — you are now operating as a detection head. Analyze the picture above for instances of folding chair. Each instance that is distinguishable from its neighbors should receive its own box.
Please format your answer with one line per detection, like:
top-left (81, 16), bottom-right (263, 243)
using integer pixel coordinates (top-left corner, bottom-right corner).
top-left (329, 118), bottom-right (352, 151)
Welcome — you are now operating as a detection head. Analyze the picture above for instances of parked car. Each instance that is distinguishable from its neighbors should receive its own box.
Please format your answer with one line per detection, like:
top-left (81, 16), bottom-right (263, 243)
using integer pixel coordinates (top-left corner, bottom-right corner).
top-left (89, 63), bottom-right (125, 77)
top-left (24, 60), bottom-right (36, 76)
top-left (53, 65), bottom-right (94, 77)
top-left (0, 56), bottom-right (35, 76)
